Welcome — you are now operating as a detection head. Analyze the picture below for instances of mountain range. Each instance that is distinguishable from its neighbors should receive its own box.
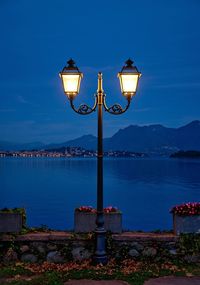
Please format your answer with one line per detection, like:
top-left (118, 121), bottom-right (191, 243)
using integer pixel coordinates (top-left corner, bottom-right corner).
top-left (0, 120), bottom-right (200, 154)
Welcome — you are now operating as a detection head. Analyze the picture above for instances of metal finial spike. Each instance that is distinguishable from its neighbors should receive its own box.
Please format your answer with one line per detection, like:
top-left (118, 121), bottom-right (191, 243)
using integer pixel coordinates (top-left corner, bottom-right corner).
top-left (67, 59), bottom-right (75, 67)
top-left (125, 59), bottom-right (134, 67)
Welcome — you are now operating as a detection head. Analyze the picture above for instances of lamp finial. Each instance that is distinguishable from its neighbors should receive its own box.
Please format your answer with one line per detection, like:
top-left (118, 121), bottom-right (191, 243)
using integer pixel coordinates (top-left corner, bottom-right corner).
top-left (67, 59), bottom-right (75, 67)
top-left (125, 59), bottom-right (134, 67)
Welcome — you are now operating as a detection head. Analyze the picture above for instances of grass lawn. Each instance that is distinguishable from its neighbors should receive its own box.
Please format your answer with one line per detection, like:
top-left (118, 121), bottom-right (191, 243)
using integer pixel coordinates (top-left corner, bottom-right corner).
top-left (0, 259), bottom-right (200, 285)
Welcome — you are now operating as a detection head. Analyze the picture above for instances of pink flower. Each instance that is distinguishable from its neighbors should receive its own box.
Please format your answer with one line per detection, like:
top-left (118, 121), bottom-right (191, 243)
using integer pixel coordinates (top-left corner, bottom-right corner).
top-left (170, 202), bottom-right (200, 216)
top-left (76, 205), bottom-right (120, 213)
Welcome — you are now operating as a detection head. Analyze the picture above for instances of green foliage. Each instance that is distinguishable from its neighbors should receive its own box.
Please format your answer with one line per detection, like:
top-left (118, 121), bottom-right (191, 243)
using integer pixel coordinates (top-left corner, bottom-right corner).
top-left (66, 269), bottom-right (108, 280)
top-left (105, 231), bottom-right (130, 261)
top-left (1, 272), bottom-right (63, 285)
top-left (125, 272), bottom-right (154, 285)
top-left (151, 229), bottom-right (173, 234)
top-left (178, 233), bottom-right (200, 255)
top-left (106, 231), bottom-right (114, 253)
top-left (42, 272), bottom-right (63, 285)
top-left (20, 224), bottom-right (51, 235)
top-left (115, 244), bottom-right (130, 262)
top-left (1, 260), bottom-right (200, 285)
top-left (60, 243), bottom-right (73, 261)
top-left (0, 240), bottom-right (20, 258)
top-left (0, 266), bottom-right (32, 278)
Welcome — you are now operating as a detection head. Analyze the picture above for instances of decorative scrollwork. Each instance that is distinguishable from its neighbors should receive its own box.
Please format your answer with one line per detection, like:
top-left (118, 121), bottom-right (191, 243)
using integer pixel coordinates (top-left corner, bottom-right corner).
top-left (107, 104), bottom-right (123, 114)
top-left (77, 104), bottom-right (94, 114)
top-left (103, 95), bottom-right (131, 115)
top-left (69, 95), bottom-right (97, 115)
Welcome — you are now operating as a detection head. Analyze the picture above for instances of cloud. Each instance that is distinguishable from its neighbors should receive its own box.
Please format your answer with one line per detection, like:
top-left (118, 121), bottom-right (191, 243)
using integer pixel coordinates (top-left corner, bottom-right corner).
top-left (16, 95), bottom-right (40, 107)
top-left (17, 95), bottom-right (29, 104)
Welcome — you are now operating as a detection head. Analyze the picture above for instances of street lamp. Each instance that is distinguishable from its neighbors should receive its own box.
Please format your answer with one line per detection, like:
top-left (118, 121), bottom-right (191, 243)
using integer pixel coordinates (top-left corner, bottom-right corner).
top-left (59, 59), bottom-right (141, 264)
top-left (60, 59), bottom-right (83, 99)
top-left (118, 59), bottom-right (141, 98)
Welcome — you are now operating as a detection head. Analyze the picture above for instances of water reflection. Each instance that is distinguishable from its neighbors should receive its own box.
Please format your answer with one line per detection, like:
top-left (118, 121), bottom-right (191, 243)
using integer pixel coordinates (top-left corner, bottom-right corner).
top-left (0, 158), bottom-right (200, 231)
top-left (104, 158), bottom-right (200, 187)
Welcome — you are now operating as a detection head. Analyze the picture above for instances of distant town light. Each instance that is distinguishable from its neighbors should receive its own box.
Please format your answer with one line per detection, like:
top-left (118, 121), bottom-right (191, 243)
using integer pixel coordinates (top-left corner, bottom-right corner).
top-left (59, 59), bottom-right (83, 99)
top-left (118, 59), bottom-right (141, 98)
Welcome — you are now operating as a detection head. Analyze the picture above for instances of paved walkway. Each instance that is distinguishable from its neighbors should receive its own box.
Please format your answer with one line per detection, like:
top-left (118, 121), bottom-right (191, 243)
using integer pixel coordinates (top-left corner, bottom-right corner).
top-left (64, 281), bottom-right (129, 285)
top-left (64, 277), bottom-right (200, 285)
top-left (144, 276), bottom-right (200, 285)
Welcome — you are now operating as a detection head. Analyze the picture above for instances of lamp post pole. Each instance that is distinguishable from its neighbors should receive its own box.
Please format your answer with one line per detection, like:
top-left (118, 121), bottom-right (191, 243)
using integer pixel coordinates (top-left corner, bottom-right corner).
top-left (93, 72), bottom-right (107, 264)
top-left (59, 59), bottom-right (141, 265)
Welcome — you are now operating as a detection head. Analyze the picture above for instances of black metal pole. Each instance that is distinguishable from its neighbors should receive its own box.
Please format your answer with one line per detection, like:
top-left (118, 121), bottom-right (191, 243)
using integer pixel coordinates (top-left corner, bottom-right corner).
top-left (93, 72), bottom-right (108, 265)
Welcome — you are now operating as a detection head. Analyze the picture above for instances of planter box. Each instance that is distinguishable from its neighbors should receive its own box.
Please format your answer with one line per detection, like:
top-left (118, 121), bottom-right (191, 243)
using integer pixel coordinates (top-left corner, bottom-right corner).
top-left (0, 213), bottom-right (23, 233)
top-left (173, 214), bottom-right (200, 235)
top-left (74, 211), bottom-right (122, 233)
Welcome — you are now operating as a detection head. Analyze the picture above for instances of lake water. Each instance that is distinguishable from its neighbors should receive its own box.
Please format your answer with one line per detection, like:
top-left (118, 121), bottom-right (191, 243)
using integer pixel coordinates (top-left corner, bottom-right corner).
top-left (0, 157), bottom-right (200, 231)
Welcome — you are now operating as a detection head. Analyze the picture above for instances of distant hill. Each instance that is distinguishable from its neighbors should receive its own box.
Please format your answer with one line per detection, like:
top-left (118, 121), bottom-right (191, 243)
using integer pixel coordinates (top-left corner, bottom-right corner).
top-left (104, 120), bottom-right (200, 153)
top-left (45, 135), bottom-right (96, 151)
top-left (1, 120), bottom-right (200, 154)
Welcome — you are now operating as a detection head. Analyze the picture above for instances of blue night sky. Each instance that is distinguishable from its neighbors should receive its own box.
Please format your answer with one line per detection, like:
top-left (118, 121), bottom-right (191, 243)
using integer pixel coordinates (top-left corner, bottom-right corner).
top-left (0, 0), bottom-right (200, 143)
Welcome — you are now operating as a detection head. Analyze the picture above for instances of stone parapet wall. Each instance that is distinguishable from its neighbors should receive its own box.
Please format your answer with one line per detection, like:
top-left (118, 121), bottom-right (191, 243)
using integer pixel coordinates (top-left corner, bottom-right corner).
top-left (0, 232), bottom-right (199, 264)
top-left (112, 232), bottom-right (179, 260)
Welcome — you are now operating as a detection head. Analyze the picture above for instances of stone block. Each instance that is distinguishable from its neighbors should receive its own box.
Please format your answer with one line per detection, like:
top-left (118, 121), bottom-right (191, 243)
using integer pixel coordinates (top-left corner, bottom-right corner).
top-left (74, 212), bottom-right (122, 233)
top-left (142, 247), bottom-right (157, 257)
top-left (3, 248), bottom-right (18, 263)
top-left (173, 214), bottom-right (200, 235)
top-left (21, 253), bottom-right (37, 263)
top-left (31, 242), bottom-right (46, 254)
top-left (72, 247), bottom-right (92, 261)
top-left (47, 243), bottom-right (57, 251)
top-left (47, 251), bottom-right (65, 263)
top-left (0, 213), bottom-right (22, 233)
top-left (20, 245), bottom-right (29, 253)
top-left (128, 248), bottom-right (139, 257)
top-left (131, 241), bottom-right (144, 251)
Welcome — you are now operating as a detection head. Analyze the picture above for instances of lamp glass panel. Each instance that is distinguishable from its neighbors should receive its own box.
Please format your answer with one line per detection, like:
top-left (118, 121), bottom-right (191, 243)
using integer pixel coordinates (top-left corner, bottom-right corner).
top-left (121, 74), bottom-right (139, 93)
top-left (62, 74), bottom-right (80, 93)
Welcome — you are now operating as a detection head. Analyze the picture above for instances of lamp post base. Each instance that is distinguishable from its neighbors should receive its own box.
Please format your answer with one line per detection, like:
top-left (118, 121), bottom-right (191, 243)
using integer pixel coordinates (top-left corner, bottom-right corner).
top-left (93, 254), bottom-right (108, 265)
top-left (93, 228), bottom-right (108, 265)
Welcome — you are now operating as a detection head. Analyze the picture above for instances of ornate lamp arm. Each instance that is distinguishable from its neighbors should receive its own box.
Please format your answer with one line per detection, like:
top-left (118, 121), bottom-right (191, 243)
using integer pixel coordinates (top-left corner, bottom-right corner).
top-left (103, 95), bottom-right (131, 115)
top-left (69, 94), bottom-right (98, 115)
